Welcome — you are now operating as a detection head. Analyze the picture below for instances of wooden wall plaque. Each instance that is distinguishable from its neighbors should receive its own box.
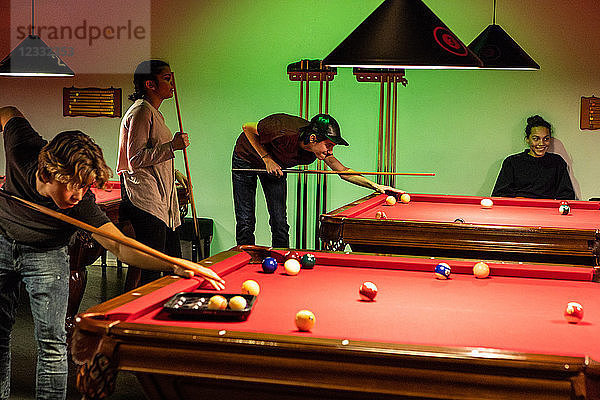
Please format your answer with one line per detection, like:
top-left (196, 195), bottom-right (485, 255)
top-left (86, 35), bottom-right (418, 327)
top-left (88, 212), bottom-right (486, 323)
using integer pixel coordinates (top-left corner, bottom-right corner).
top-left (581, 96), bottom-right (600, 130)
top-left (63, 87), bottom-right (121, 118)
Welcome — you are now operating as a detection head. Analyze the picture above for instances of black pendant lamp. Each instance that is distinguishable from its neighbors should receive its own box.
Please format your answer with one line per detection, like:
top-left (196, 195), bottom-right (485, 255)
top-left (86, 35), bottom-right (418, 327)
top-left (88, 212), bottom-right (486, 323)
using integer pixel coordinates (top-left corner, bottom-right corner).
top-left (0, 0), bottom-right (74, 76)
top-left (323, 0), bottom-right (483, 69)
top-left (467, 0), bottom-right (539, 70)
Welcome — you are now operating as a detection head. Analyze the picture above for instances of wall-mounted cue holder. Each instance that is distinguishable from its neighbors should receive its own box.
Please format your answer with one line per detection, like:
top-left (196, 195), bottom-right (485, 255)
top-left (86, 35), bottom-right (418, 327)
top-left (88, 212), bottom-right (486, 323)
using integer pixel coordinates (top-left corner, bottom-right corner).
top-left (580, 96), bottom-right (600, 130)
top-left (63, 87), bottom-right (122, 118)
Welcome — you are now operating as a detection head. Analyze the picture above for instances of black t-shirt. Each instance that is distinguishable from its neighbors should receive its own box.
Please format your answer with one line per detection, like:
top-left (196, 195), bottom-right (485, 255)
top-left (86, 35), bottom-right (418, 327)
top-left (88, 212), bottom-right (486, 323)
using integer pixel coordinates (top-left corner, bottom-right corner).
top-left (233, 113), bottom-right (316, 168)
top-left (0, 117), bottom-right (110, 249)
top-left (492, 150), bottom-right (575, 200)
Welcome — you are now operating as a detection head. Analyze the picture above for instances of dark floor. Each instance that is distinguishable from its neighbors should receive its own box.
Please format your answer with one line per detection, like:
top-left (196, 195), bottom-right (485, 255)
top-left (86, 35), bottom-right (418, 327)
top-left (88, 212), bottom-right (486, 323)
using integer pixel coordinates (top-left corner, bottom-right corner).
top-left (10, 255), bottom-right (146, 400)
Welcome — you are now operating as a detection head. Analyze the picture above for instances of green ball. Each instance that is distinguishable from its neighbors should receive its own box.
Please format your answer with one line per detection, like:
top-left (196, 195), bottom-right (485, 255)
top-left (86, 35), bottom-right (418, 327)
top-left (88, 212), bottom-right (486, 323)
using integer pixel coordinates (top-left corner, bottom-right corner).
top-left (300, 254), bottom-right (316, 269)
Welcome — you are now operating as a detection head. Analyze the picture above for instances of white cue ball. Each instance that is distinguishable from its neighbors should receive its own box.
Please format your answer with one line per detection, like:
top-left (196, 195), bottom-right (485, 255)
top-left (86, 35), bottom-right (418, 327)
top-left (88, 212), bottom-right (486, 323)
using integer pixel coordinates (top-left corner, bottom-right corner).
top-left (480, 198), bottom-right (493, 209)
top-left (284, 259), bottom-right (301, 276)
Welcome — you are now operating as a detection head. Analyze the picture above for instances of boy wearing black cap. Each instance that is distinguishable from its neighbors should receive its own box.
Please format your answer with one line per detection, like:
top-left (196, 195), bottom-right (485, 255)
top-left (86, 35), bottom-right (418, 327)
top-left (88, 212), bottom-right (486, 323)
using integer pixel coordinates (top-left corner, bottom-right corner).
top-left (232, 113), bottom-right (401, 248)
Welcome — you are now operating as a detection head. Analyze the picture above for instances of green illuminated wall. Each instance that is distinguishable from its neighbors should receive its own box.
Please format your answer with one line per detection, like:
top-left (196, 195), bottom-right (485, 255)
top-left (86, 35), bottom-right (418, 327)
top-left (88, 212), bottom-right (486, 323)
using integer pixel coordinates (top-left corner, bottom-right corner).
top-left (1, 0), bottom-right (599, 254)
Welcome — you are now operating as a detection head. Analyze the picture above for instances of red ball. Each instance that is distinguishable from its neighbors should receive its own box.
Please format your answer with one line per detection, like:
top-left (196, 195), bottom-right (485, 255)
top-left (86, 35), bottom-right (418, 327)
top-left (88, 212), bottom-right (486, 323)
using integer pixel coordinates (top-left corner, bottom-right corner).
top-left (284, 250), bottom-right (301, 261)
top-left (359, 281), bottom-right (378, 301)
top-left (564, 301), bottom-right (584, 324)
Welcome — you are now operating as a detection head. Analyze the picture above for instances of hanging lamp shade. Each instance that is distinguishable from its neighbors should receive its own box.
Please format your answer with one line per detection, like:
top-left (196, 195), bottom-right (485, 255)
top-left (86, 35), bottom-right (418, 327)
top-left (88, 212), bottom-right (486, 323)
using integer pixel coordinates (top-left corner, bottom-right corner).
top-left (0, 35), bottom-right (74, 77)
top-left (468, 24), bottom-right (540, 70)
top-left (323, 0), bottom-right (483, 69)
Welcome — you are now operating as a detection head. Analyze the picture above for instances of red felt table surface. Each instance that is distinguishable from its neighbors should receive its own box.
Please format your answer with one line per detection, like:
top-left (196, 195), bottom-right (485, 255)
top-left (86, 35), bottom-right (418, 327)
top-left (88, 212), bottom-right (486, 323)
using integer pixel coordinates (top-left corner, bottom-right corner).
top-left (102, 251), bottom-right (600, 361)
top-left (90, 181), bottom-right (121, 204)
top-left (340, 193), bottom-right (600, 229)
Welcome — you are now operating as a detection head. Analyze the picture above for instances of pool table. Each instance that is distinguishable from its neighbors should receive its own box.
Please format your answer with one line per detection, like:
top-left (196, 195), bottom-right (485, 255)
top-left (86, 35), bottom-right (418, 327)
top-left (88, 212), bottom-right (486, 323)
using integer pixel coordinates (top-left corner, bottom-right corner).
top-left (72, 246), bottom-right (600, 400)
top-left (320, 193), bottom-right (600, 266)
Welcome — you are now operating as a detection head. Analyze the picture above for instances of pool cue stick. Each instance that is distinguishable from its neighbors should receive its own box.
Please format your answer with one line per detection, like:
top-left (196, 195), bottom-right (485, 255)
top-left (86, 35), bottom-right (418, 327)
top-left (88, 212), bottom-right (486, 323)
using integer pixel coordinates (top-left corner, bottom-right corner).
top-left (295, 61), bottom-right (305, 248)
top-left (391, 75), bottom-right (398, 188)
top-left (171, 72), bottom-right (201, 255)
top-left (232, 169), bottom-right (435, 176)
top-left (377, 78), bottom-right (384, 185)
top-left (323, 75), bottom-right (330, 228)
top-left (302, 66), bottom-right (309, 249)
top-left (385, 75), bottom-right (392, 187)
top-left (315, 68), bottom-right (324, 250)
top-left (0, 190), bottom-right (198, 279)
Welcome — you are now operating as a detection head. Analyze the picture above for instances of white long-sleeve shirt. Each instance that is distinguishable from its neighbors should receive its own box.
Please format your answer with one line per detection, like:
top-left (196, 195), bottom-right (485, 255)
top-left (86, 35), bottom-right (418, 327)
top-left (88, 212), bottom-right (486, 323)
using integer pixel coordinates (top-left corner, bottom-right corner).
top-left (117, 99), bottom-right (180, 229)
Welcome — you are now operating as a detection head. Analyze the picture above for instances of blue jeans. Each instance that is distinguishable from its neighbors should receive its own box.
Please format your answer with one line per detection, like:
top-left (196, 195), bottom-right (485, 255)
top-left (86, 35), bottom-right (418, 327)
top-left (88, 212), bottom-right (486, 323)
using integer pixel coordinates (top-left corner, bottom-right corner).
top-left (0, 234), bottom-right (69, 400)
top-left (232, 153), bottom-right (290, 247)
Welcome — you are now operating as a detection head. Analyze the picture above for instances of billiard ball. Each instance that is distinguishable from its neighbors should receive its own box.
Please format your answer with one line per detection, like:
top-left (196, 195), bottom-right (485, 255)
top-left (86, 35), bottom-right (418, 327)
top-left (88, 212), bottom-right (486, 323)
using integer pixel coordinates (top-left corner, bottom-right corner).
top-left (241, 280), bottom-right (260, 296)
top-left (559, 204), bottom-right (570, 215)
top-left (359, 281), bottom-right (378, 301)
top-left (480, 198), bottom-right (493, 209)
top-left (228, 295), bottom-right (248, 310)
top-left (207, 295), bottom-right (228, 310)
top-left (375, 210), bottom-right (387, 219)
top-left (473, 262), bottom-right (490, 279)
top-left (262, 257), bottom-right (278, 273)
top-left (300, 253), bottom-right (316, 269)
top-left (284, 258), bottom-right (301, 275)
top-left (564, 301), bottom-right (584, 323)
top-left (385, 195), bottom-right (397, 206)
top-left (434, 263), bottom-right (451, 279)
top-left (400, 193), bottom-right (411, 203)
top-left (284, 250), bottom-right (301, 261)
top-left (295, 310), bottom-right (316, 331)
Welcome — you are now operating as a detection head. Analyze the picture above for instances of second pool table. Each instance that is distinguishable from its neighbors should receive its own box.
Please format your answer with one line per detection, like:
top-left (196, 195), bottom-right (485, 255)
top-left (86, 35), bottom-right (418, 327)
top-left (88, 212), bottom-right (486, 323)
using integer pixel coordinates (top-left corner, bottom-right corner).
top-left (72, 246), bottom-right (600, 400)
top-left (320, 193), bottom-right (600, 265)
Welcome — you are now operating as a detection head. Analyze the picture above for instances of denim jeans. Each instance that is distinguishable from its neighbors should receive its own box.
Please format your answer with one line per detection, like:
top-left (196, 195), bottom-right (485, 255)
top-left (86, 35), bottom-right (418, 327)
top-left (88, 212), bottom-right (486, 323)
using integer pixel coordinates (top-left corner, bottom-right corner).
top-left (0, 234), bottom-right (69, 400)
top-left (232, 152), bottom-right (290, 247)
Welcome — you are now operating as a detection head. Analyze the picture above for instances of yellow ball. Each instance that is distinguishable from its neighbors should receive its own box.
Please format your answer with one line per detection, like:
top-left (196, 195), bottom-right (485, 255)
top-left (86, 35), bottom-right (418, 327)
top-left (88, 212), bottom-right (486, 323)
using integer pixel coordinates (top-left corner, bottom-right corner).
top-left (385, 195), bottom-right (397, 205)
top-left (295, 310), bottom-right (316, 331)
top-left (400, 193), bottom-right (411, 203)
top-left (207, 295), bottom-right (228, 310)
top-left (284, 259), bottom-right (301, 276)
top-left (473, 262), bottom-right (490, 279)
top-left (241, 280), bottom-right (260, 296)
top-left (228, 295), bottom-right (248, 310)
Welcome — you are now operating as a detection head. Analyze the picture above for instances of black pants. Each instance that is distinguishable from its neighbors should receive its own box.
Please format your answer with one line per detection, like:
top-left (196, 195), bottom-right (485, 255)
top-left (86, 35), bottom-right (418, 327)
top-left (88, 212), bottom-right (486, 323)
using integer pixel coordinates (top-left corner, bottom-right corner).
top-left (120, 178), bottom-right (182, 287)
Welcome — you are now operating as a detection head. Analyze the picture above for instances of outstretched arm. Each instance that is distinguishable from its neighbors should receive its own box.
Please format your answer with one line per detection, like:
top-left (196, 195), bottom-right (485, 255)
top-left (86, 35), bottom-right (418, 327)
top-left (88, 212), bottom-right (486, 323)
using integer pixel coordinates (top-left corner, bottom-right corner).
top-left (324, 155), bottom-right (403, 194)
top-left (92, 222), bottom-right (225, 290)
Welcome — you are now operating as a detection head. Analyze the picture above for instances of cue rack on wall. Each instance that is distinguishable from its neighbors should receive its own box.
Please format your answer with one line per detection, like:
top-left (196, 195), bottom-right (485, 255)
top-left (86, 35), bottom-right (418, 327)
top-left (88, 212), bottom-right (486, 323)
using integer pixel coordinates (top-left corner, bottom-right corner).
top-left (581, 96), bottom-right (600, 130)
top-left (63, 87), bottom-right (122, 118)
top-left (354, 68), bottom-right (407, 188)
top-left (287, 60), bottom-right (337, 250)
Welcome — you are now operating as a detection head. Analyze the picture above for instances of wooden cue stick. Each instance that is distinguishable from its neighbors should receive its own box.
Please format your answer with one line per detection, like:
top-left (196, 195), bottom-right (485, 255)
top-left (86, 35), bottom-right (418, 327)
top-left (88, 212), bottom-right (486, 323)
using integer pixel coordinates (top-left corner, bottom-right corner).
top-left (232, 168), bottom-right (435, 176)
top-left (0, 190), bottom-right (195, 278)
top-left (171, 72), bottom-right (200, 249)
